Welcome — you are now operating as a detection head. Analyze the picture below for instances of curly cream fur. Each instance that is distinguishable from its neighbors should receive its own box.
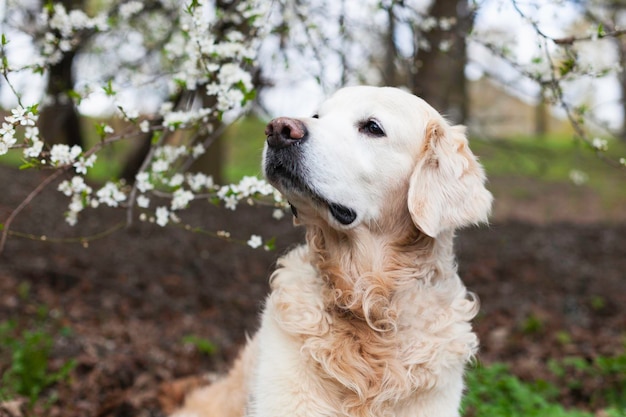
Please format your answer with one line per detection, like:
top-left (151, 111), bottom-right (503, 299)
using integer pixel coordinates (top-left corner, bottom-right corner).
top-left (170, 86), bottom-right (491, 417)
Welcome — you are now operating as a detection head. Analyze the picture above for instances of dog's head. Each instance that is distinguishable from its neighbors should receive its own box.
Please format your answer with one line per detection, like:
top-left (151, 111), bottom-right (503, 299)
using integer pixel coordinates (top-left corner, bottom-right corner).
top-left (263, 86), bottom-right (492, 238)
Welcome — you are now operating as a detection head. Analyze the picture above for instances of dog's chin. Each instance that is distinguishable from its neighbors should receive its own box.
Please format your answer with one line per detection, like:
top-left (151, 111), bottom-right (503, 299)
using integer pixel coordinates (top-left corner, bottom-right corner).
top-left (265, 166), bottom-right (358, 227)
top-left (282, 188), bottom-right (359, 228)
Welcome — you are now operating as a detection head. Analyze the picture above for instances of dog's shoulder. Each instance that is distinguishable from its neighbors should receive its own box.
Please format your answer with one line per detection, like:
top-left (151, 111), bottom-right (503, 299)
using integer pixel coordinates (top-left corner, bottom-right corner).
top-left (265, 245), bottom-right (331, 337)
top-left (269, 244), bottom-right (318, 289)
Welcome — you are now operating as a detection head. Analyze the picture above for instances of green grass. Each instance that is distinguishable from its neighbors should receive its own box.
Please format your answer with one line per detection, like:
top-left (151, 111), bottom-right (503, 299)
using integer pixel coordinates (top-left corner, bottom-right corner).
top-left (470, 134), bottom-right (626, 202)
top-left (181, 334), bottom-right (218, 356)
top-left (0, 314), bottom-right (75, 407)
top-left (463, 361), bottom-right (626, 417)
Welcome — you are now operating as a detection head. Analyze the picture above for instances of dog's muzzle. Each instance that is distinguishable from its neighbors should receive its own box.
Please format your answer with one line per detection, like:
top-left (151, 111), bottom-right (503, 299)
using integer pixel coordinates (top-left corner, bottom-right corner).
top-left (264, 117), bottom-right (357, 226)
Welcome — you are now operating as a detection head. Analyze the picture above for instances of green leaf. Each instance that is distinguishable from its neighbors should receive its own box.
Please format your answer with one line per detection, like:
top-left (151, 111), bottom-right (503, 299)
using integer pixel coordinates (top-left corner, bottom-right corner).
top-left (19, 162), bottom-right (36, 170)
top-left (182, 335), bottom-right (216, 356)
top-left (264, 236), bottom-right (277, 251)
top-left (67, 90), bottom-right (82, 105)
top-left (27, 103), bottom-right (39, 115)
top-left (1, 33), bottom-right (8, 46)
top-left (95, 123), bottom-right (106, 139)
top-left (559, 58), bottom-right (576, 77)
top-left (150, 130), bottom-right (162, 145)
top-left (597, 23), bottom-right (605, 38)
top-left (185, 0), bottom-right (200, 15)
top-left (102, 79), bottom-right (116, 96)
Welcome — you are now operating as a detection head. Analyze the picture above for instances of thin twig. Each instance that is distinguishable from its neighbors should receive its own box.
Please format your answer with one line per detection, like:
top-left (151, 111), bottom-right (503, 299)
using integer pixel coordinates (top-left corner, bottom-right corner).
top-left (0, 168), bottom-right (67, 254)
top-left (6, 222), bottom-right (126, 247)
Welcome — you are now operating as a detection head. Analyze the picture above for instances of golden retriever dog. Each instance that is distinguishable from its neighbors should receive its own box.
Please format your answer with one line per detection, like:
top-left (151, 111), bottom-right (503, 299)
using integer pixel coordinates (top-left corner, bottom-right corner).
top-left (172, 86), bottom-right (492, 417)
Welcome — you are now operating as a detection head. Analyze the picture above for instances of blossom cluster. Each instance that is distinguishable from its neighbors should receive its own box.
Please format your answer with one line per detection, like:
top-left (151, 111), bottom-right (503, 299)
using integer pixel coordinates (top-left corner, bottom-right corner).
top-left (161, 0), bottom-right (269, 118)
top-left (0, 0), bottom-right (290, 251)
top-left (40, 3), bottom-right (108, 66)
top-left (57, 177), bottom-right (126, 225)
top-left (0, 107), bottom-right (41, 156)
top-left (140, 172), bottom-right (285, 230)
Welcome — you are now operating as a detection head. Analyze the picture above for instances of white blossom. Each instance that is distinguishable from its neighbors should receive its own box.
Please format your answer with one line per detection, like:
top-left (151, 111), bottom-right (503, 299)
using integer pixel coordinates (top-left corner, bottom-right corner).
top-left (65, 209), bottom-right (79, 226)
top-left (59, 39), bottom-right (72, 52)
top-left (155, 145), bottom-right (188, 163)
top-left (223, 195), bottom-right (238, 210)
top-left (50, 144), bottom-right (82, 165)
top-left (186, 172), bottom-right (214, 192)
top-left (57, 176), bottom-right (94, 226)
top-left (139, 120), bottom-right (150, 133)
top-left (58, 175), bottom-right (92, 197)
top-left (155, 206), bottom-right (170, 227)
top-left (68, 193), bottom-right (85, 213)
top-left (247, 234), bottom-right (262, 249)
top-left (136, 195), bottom-right (150, 208)
top-left (119, 1), bottom-right (144, 20)
top-left (24, 126), bottom-right (39, 140)
top-left (73, 154), bottom-right (97, 175)
top-left (151, 159), bottom-right (169, 173)
top-left (171, 188), bottom-right (194, 210)
top-left (0, 123), bottom-right (17, 155)
top-left (0, 122), bottom-right (16, 137)
top-left (135, 172), bottom-right (154, 193)
top-left (420, 16), bottom-right (437, 32)
top-left (438, 17), bottom-right (456, 31)
top-left (6, 107), bottom-right (38, 126)
top-left (591, 137), bottom-right (608, 152)
top-left (192, 143), bottom-right (205, 158)
top-left (569, 169), bottom-right (588, 186)
top-left (24, 140), bottom-right (44, 158)
top-left (163, 109), bottom-right (212, 129)
top-left (96, 182), bottom-right (127, 207)
top-left (169, 173), bottom-right (185, 187)
top-left (272, 209), bottom-right (285, 220)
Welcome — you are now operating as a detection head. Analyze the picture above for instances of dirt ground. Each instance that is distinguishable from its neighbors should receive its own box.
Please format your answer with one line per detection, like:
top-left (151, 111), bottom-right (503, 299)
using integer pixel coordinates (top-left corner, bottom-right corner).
top-left (0, 165), bottom-right (625, 416)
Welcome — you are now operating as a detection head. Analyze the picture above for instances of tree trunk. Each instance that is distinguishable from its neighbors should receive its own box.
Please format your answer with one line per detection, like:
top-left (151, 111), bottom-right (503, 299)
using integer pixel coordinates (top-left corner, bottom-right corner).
top-left (617, 38), bottom-right (626, 142)
top-left (535, 86), bottom-right (548, 138)
top-left (409, 0), bottom-right (473, 124)
top-left (38, 0), bottom-right (86, 149)
top-left (382, 1), bottom-right (398, 86)
top-left (38, 50), bottom-right (84, 148)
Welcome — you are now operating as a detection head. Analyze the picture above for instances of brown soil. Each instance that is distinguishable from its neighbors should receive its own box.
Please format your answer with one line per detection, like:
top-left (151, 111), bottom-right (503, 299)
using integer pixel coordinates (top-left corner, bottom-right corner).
top-left (0, 165), bottom-right (624, 416)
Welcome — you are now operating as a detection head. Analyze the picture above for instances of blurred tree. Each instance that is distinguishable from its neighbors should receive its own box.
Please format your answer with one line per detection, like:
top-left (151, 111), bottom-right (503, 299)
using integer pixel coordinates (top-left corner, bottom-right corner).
top-left (409, 0), bottom-right (473, 123)
top-left (580, 0), bottom-right (626, 140)
top-left (370, 0), bottom-right (474, 123)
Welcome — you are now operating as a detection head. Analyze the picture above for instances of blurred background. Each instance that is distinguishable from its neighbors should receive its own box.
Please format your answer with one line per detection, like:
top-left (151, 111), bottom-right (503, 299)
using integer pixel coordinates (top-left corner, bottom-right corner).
top-left (0, 1), bottom-right (625, 416)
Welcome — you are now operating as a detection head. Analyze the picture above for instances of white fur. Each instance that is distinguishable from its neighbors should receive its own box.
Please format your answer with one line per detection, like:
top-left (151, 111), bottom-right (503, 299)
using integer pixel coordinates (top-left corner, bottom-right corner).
top-left (171, 86), bottom-right (492, 417)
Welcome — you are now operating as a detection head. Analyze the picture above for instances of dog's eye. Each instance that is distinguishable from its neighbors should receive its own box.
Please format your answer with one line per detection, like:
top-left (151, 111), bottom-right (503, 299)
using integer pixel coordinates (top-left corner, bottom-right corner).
top-left (312, 114), bottom-right (319, 119)
top-left (360, 119), bottom-right (385, 137)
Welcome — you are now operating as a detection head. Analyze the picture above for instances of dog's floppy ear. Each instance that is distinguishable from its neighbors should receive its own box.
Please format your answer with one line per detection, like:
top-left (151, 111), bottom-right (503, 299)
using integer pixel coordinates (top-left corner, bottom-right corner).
top-left (408, 120), bottom-right (492, 238)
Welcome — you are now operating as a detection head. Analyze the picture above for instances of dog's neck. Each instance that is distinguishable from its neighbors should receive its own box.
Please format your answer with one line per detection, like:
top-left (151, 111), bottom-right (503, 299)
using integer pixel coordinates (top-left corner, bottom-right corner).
top-left (304, 219), bottom-right (457, 330)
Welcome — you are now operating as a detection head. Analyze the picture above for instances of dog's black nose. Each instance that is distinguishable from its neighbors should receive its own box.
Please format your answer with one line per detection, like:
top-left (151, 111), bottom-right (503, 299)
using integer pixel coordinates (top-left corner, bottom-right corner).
top-left (265, 117), bottom-right (308, 149)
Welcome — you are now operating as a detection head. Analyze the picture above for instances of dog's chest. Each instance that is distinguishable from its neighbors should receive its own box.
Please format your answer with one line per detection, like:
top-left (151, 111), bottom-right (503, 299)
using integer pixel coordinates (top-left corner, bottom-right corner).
top-left (254, 246), bottom-right (477, 417)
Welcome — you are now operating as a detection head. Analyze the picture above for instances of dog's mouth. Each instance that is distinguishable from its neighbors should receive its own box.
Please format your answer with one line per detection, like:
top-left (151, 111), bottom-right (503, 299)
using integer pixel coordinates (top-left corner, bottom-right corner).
top-left (328, 203), bottom-right (357, 225)
top-left (265, 160), bottom-right (357, 226)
